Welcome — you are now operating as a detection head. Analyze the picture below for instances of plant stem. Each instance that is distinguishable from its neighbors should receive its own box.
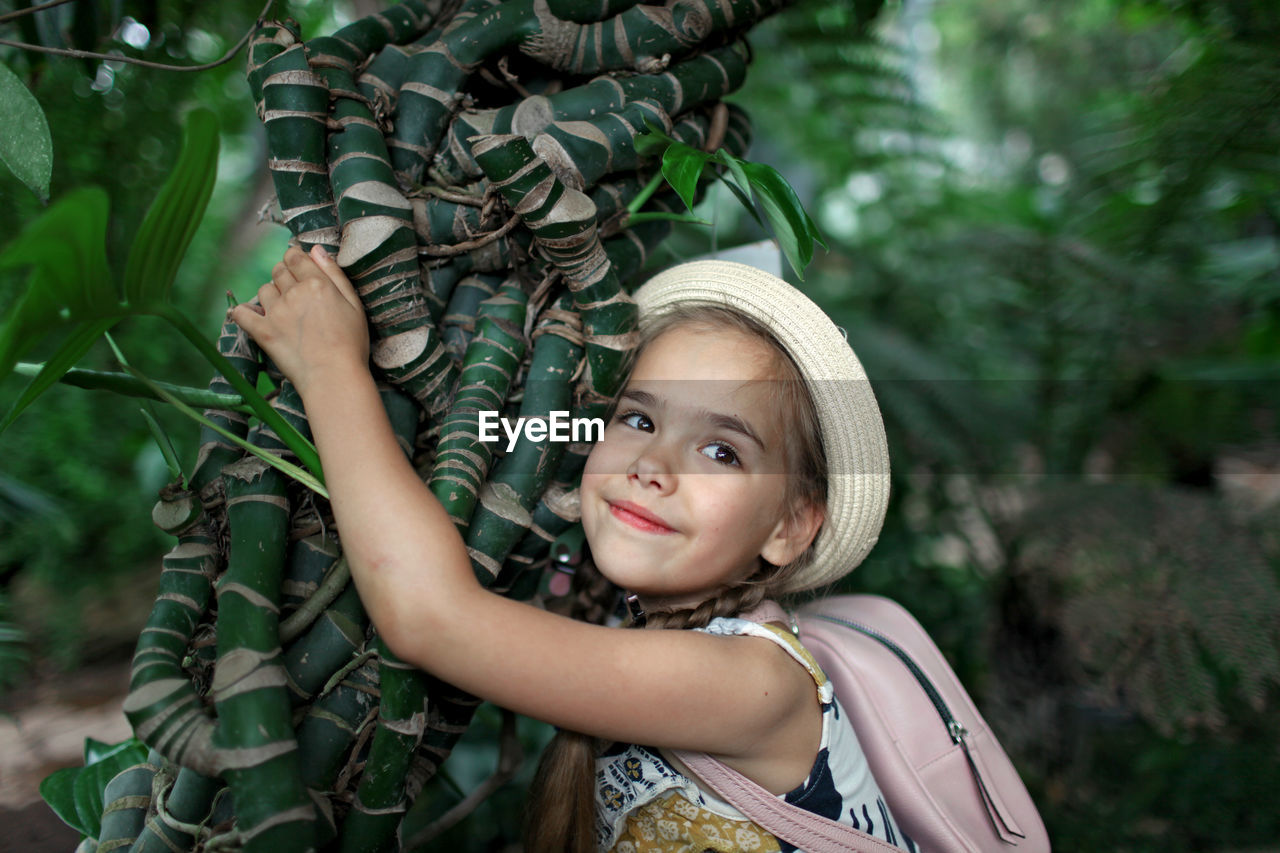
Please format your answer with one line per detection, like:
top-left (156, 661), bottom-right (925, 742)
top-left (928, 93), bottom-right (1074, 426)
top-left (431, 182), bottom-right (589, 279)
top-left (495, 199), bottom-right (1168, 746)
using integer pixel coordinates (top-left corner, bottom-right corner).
top-left (624, 171), bottom-right (667, 217)
top-left (624, 212), bottom-right (713, 226)
top-left (14, 362), bottom-right (253, 413)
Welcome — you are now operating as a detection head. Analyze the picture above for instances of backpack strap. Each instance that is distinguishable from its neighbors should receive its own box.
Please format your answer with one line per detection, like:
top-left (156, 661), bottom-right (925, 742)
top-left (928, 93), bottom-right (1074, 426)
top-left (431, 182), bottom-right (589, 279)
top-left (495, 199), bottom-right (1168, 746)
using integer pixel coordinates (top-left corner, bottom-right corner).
top-left (672, 749), bottom-right (902, 853)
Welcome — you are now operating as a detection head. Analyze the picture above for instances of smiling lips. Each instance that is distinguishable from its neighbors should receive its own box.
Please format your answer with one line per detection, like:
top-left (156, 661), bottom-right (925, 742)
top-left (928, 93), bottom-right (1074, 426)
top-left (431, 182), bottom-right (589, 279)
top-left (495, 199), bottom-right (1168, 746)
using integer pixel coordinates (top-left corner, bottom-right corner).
top-left (608, 500), bottom-right (675, 534)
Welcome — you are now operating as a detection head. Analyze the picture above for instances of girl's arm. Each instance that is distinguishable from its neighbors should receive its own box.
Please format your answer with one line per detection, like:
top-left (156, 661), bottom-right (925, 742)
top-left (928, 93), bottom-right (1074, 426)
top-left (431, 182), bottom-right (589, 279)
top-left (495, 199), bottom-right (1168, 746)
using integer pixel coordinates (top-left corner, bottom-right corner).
top-left (231, 249), bottom-right (820, 786)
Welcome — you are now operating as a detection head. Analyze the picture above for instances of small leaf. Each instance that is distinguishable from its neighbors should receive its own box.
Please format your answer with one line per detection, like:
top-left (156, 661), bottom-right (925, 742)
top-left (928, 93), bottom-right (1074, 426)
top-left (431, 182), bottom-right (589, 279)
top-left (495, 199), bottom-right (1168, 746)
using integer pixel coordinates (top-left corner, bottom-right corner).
top-left (711, 150), bottom-right (764, 228)
top-left (661, 142), bottom-right (710, 212)
top-left (740, 161), bottom-right (819, 279)
top-left (39, 766), bottom-right (87, 836)
top-left (122, 108), bottom-right (220, 308)
top-left (0, 319), bottom-right (117, 436)
top-left (0, 186), bottom-right (116, 384)
top-left (140, 403), bottom-right (185, 483)
top-left (0, 62), bottom-right (53, 202)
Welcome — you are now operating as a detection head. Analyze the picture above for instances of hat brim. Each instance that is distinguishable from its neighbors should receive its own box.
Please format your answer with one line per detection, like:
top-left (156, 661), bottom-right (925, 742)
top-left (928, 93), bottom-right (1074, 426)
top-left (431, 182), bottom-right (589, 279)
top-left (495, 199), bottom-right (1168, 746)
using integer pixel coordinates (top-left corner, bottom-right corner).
top-left (633, 260), bottom-right (890, 593)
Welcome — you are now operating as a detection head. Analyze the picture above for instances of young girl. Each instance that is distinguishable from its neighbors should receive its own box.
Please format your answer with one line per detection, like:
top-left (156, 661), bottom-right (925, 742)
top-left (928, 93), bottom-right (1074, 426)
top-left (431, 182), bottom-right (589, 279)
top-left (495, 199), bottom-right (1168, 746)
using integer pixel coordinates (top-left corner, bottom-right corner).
top-left (231, 250), bottom-right (902, 852)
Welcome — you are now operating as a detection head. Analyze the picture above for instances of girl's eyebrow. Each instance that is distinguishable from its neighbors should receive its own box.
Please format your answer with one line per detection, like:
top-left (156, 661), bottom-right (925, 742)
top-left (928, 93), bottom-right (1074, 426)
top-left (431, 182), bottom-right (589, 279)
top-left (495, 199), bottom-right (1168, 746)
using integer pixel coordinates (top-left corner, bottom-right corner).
top-left (620, 388), bottom-right (766, 451)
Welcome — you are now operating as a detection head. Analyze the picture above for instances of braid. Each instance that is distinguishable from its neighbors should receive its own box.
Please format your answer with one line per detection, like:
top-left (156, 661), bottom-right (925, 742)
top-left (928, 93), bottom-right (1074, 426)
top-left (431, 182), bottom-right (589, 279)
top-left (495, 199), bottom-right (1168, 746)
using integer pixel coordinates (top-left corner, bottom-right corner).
top-left (643, 580), bottom-right (769, 630)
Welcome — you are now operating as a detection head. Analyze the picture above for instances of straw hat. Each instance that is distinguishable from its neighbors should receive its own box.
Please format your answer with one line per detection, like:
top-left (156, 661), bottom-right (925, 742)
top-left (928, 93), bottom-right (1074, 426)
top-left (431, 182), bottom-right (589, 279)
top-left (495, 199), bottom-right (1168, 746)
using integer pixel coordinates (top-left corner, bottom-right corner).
top-left (633, 260), bottom-right (890, 593)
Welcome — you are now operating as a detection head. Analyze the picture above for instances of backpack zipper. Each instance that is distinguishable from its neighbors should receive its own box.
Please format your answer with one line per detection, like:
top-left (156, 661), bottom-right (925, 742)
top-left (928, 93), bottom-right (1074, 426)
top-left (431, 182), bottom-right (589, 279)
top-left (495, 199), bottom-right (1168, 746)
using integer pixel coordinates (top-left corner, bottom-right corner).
top-left (808, 611), bottom-right (1028, 843)
top-left (808, 612), bottom-right (969, 744)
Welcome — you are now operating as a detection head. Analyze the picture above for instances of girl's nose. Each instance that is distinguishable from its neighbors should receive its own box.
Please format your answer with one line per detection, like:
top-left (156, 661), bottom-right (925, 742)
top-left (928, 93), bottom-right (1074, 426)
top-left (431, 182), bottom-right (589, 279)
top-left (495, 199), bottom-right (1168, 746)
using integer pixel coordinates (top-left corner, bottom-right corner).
top-left (626, 443), bottom-right (675, 493)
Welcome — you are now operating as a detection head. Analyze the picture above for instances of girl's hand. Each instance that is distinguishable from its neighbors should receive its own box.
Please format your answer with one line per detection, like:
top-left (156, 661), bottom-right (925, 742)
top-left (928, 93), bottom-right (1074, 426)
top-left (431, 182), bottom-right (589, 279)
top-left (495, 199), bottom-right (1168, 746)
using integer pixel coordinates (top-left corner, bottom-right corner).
top-left (230, 245), bottom-right (369, 397)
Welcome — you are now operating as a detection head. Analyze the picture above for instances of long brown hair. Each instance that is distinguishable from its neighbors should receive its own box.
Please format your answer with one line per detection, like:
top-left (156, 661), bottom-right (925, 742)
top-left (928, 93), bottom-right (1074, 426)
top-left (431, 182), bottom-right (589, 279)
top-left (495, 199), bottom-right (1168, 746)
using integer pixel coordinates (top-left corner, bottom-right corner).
top-left (523, 303), bottom-right (827, 853)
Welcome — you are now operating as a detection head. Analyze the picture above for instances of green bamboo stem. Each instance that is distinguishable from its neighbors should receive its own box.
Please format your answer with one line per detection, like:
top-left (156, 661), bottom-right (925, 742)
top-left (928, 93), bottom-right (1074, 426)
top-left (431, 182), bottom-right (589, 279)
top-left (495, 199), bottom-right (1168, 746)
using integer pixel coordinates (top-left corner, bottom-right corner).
top-left (441, 273), bottom-right (502, 360)
top-left (247, 23), bottom-right (298, 113)
top-left (129, 767), bottom-right (221, 853)
top-left (464, 296), bottom-right (581, 583)
top-left (307, 44), bottom-right (461, 423)
top-left (12, 362), bottom-right (251, 413)
top-left (283, 583), bottom-right (368, 705)
top-left (331, 0), bottom-right (445, 59)
top-left (473, 133), bottom-right (637, 407)
top-left (430, 282), bottom-right (529, 533)
top-left (357, 43), bottom-right (418, 114)
top-left (388, 0), bottom-right (539, 183)
top-left (280, 534), bottom-right (342, 617)
top-left (212, 458), bottom-right (314, 852)
top-left (259, 39), bottom-right (340, 251)
top-left (335, 639), bottom-right (426, 853)
top-left (506, 218), bottom-right (670, 569)
top-left (122, 515), bottom-right (221, 777)
top-left (296, 659), bottom-right (381, 790)
top-left (191, 320), bottom-right (262, 494)
top-left (545, 0), bottom-right (643, 22)
top-left (96, 759), bottom-right (159, 852)
top-left (520, 0), bottom-right (786, 74)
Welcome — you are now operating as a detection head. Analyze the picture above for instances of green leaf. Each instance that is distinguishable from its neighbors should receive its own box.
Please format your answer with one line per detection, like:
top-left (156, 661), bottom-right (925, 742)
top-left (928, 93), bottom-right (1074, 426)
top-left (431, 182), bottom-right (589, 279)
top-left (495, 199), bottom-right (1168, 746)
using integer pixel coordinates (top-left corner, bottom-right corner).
top-left (661, 142), bottom-right (710, 212)
top-left (0, 186), bottom-right (117, 384)
top-left (140, 402), bottom-right (186, 483)
top-left (123, 108), bottom-right (220, 308)
top-left (62, 737), bottom-right (149, 839)
top-left (72, 741), bottom-right (149, 840)
top-left (39, 766), bottom-right (87, 837)
top-left (0, 62), bottom-right (53, 202)
top-left (711, 150), bottom-right (765, 228)
top-left (0, 319), bottom-right (117, 436)
top-left (739, 161), bottom-right (821, 279)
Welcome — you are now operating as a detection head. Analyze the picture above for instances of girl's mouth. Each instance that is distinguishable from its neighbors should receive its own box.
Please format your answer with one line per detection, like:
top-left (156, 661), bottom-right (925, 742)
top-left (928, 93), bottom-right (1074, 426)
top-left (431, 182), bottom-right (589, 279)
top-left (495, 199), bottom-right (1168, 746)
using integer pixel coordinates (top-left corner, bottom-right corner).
top-left (608, 501), bottom-right (675, 534)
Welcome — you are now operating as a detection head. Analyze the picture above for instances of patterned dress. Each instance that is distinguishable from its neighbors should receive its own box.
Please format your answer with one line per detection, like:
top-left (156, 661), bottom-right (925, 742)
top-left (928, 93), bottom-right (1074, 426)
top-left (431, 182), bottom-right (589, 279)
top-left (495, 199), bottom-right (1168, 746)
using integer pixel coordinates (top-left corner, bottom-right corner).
top-left (594, 617), bottom-right (916, 852)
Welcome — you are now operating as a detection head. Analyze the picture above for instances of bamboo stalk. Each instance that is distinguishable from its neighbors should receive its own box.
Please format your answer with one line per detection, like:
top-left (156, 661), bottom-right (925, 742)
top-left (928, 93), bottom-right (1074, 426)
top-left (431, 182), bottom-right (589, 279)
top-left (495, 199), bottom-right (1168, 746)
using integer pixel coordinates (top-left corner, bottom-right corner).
top-left (211, 458), bottom-right (314, 852)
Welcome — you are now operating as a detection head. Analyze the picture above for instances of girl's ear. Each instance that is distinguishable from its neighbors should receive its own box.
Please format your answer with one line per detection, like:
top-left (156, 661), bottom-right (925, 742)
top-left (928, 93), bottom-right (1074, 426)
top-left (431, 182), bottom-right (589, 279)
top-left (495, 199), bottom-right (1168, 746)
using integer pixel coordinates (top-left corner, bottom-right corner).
top-left (760, 501), bottom-right (825, 568)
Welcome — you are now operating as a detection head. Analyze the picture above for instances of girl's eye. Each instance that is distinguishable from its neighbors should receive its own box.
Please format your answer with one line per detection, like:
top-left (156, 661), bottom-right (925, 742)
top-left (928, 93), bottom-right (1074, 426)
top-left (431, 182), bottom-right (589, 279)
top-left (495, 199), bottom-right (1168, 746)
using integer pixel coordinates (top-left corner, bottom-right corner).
top-left (618, 411), bottom-right (653, 432)
top-left (700, 442), bottom-right (740, 467)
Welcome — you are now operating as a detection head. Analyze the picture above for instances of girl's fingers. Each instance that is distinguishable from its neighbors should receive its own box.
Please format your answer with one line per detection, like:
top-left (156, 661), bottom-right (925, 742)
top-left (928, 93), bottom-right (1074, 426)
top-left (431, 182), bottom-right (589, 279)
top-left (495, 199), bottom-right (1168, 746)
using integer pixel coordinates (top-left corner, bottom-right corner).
top-left (273, 253), bottom-right (302, 290)
top-left (258, 279), bottom-right (281, 311)
top-left (309, 245), bottom-right (364, 312)
top-left (228, 303), bottom-right (265, 337)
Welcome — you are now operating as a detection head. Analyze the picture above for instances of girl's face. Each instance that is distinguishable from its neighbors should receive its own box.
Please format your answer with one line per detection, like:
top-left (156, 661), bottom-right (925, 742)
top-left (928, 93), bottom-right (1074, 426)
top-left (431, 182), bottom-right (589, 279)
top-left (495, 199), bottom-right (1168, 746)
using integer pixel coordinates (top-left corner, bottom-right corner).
top-left (580, 324), bottom-right (822, 612)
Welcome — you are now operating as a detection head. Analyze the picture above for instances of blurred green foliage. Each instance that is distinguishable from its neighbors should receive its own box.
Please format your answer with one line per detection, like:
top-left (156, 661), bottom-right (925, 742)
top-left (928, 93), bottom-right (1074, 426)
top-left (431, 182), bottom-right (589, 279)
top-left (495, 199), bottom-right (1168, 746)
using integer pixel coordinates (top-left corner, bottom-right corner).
top-left (0, 0), bottom-right (1277, 848)
top-left (0, 0), bottom-right (345, 665)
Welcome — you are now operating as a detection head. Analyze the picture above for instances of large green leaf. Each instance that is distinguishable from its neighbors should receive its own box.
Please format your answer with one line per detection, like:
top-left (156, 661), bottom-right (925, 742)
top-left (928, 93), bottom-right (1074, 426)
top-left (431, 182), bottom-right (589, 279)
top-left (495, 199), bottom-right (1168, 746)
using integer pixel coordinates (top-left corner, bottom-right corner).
top-left (738, 160), bottom-right (827, 279)
top-left (0, 62), bottom-right (53, 202)
top-left (39, 766), bottom-right (87, 837)
top-left (0, 319), bottom-right (118, 434)
top-left (122, 108), bottom-right (220, 308)
top-left (70, 738), bottom-right (149, 840)
top-left (0, 186), bottom-right (117, 384)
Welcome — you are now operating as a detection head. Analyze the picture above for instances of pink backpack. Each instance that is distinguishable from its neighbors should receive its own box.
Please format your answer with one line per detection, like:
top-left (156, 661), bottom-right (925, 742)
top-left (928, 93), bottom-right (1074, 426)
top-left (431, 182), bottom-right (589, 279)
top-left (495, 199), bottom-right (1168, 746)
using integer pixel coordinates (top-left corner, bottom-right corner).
top-left (676, 594), bottom-right (1051, 852)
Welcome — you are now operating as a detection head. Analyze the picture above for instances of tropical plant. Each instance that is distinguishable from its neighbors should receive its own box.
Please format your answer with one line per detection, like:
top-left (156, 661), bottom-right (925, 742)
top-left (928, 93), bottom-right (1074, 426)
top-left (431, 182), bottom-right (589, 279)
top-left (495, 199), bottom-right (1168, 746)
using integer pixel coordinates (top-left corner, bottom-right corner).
top-left (0, 0), bottom-right (849, 849)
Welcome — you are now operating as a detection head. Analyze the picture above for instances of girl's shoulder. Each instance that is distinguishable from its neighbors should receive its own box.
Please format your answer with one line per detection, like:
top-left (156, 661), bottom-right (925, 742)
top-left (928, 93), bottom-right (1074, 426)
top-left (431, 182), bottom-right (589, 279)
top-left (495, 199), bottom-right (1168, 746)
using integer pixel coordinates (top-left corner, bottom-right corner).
top-left (697, 616), bottom-right (834, 704)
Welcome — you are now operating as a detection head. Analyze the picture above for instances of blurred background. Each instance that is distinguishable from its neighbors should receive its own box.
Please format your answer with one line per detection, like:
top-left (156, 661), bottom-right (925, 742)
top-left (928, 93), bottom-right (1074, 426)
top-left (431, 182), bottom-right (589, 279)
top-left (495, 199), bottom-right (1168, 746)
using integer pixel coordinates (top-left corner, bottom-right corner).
top-left (1, 0), bottom-right (1276, 849)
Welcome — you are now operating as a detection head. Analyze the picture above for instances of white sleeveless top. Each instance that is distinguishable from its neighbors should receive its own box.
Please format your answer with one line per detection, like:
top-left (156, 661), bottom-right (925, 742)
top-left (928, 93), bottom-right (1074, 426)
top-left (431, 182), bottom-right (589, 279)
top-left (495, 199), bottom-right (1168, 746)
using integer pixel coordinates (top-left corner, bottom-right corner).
top-left (593, 616), bottom-right (916, 852)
